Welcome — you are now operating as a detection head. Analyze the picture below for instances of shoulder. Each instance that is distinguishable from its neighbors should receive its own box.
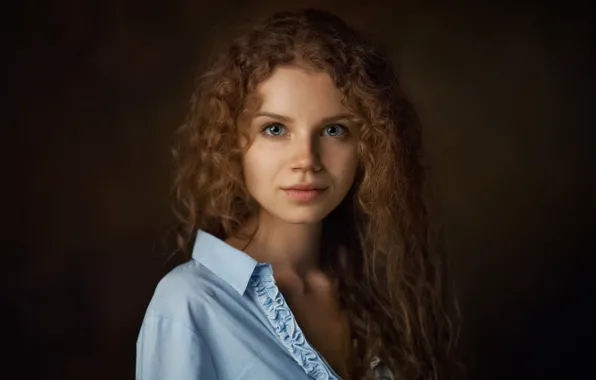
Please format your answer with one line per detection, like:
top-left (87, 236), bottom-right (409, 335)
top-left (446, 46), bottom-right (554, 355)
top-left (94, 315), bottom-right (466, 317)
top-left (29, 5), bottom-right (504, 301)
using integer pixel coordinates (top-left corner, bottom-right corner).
top-left (137, 261), bottom-right (223, 379)
top-left (143, 259), bottom-right (220, 330)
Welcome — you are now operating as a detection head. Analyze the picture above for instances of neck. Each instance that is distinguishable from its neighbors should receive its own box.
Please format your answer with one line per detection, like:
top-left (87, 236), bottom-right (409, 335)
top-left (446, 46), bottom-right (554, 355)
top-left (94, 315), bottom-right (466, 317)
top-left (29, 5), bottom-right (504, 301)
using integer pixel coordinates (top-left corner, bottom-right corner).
top-left (228, 210), bottom-right (323, 279)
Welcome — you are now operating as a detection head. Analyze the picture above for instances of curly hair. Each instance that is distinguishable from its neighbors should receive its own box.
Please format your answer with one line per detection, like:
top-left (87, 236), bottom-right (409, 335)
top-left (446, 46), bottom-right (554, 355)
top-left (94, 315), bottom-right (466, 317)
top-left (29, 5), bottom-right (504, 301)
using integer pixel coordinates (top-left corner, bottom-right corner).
top-left (172, 8), bottom-right (459, 380)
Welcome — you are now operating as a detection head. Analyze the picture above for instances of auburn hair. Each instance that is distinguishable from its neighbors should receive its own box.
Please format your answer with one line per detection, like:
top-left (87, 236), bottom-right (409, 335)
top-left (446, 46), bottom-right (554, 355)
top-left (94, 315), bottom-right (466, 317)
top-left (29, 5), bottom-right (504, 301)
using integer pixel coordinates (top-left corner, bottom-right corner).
top-left (172, 8), bottom-right (459, 380)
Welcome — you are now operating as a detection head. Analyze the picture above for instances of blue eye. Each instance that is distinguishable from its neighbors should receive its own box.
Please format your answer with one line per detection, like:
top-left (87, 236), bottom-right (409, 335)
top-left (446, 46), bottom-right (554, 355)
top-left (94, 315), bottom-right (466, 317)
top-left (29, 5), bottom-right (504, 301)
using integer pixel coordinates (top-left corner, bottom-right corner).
top-left (322, 124), bottom-right (348, 137)
top-left (260, 123), bottom-right (348, 138)
top-left (261, 123), bottom-right (287, 137)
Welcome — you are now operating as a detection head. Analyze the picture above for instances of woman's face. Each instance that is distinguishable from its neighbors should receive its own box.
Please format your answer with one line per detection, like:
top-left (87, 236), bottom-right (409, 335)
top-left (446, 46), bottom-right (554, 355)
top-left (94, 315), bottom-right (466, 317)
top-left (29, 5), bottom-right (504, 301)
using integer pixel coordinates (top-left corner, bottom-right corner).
top-left (241, 65), bottom-right (359, 224)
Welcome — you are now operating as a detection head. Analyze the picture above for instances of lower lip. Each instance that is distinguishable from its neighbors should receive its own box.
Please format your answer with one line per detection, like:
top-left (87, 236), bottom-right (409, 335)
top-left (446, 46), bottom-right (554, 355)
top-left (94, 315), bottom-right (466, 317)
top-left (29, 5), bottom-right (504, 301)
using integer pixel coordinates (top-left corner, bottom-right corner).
top-left (283, 189), bottom-right (326, 202)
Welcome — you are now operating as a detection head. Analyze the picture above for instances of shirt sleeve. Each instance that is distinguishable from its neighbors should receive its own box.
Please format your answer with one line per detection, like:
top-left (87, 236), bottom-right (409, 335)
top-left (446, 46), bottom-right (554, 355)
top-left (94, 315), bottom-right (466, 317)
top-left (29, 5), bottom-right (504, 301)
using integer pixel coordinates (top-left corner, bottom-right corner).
top-left (136, 312), bottom-right (218, 380)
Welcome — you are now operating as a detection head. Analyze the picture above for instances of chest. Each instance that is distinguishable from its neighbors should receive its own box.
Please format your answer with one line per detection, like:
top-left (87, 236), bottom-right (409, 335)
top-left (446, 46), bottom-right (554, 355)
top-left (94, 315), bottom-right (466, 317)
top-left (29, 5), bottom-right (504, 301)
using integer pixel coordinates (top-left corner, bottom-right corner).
top-left (283, 290), bottom-right (353, 378)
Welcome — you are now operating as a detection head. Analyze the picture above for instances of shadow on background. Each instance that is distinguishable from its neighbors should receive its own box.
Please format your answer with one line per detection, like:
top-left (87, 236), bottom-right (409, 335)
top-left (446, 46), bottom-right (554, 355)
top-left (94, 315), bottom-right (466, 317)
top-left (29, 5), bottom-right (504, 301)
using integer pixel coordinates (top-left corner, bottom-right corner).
top-left (9, 0), bottom-right (595, 379)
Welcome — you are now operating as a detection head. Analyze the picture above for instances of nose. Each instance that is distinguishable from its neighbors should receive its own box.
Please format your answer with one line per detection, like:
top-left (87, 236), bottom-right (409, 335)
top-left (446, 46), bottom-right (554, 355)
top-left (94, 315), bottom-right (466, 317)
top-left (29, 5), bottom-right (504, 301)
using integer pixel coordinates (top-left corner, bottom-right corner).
top-left (290, 134), bottom-right (322, 172)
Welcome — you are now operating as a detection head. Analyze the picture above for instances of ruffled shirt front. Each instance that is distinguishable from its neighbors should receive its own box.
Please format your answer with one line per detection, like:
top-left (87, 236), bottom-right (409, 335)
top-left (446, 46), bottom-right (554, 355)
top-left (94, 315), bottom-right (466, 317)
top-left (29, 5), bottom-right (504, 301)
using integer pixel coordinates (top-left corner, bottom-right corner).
top-left (136, 230), bottom-right (394, 380)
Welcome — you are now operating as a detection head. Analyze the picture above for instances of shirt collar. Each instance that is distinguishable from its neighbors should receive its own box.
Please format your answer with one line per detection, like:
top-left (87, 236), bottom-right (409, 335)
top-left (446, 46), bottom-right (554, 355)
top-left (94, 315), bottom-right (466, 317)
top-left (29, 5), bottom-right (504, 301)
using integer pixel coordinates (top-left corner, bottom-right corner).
top-left (192, 229), bottom-right (266, 295)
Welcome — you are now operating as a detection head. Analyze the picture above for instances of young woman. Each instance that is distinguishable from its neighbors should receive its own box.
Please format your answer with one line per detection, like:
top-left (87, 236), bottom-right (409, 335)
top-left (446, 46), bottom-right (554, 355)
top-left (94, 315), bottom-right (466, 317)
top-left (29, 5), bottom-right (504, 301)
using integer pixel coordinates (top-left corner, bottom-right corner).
top-left (136, 8), bottom-right (458, 380)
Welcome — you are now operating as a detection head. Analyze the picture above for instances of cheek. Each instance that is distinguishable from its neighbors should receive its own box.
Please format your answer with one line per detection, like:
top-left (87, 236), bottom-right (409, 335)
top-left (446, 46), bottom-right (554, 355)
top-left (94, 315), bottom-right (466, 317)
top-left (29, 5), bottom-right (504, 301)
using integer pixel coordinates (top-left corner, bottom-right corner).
top-left (323, 145), bottom-right (358, 183)
top-left (242, 147), bottom-right (278, 189)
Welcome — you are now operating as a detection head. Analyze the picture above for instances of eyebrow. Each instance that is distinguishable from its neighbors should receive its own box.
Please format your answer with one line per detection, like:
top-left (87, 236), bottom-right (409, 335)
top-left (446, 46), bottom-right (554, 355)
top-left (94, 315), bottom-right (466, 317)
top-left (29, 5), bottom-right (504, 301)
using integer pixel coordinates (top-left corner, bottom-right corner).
top-left (253, 111), bottom-right (354, 125)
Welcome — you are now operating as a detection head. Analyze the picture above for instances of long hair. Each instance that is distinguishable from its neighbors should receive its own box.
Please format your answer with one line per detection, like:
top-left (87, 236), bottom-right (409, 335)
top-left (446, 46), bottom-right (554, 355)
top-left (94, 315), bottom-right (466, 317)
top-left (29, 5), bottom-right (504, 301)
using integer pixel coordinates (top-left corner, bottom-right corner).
top-left (172, 8), bottom-right (459, 380)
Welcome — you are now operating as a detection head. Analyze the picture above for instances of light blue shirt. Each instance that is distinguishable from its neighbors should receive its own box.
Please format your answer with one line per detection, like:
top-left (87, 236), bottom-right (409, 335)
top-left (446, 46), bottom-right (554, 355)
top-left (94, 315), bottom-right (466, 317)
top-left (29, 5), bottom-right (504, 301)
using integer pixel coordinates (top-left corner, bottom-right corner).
top-left (136, 230), bottom-right (393, 380)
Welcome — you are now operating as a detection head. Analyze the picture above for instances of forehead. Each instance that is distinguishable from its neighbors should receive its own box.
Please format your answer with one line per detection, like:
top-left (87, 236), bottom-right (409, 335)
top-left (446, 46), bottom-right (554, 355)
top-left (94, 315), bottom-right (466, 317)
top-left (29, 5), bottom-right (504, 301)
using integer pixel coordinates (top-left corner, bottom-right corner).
top-left (253, 65), bottom-right (347, 119)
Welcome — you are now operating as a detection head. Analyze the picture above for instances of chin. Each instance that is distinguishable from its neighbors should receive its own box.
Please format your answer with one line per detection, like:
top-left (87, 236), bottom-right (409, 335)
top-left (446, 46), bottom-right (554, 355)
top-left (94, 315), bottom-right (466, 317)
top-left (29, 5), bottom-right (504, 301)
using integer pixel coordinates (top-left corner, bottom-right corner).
top-left (273, 208), bottom-right (331, 225)
top-left (279, 213), bottom-right (326, 225)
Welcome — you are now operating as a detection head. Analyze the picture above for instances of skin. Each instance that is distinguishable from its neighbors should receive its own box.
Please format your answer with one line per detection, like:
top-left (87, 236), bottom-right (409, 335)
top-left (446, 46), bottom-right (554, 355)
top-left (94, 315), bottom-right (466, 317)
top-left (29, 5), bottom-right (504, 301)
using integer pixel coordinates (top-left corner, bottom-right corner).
top-left (233, 64), bottom-right (359, 278)
top-left (225, 64), bottom-right (359, 377)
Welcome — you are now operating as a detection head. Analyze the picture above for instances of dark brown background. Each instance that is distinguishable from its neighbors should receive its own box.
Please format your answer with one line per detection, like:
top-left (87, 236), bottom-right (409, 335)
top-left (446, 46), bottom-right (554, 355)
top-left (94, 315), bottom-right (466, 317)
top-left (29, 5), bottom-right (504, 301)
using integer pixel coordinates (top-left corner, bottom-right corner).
top-left (9, 0), bottom-right (595, 379)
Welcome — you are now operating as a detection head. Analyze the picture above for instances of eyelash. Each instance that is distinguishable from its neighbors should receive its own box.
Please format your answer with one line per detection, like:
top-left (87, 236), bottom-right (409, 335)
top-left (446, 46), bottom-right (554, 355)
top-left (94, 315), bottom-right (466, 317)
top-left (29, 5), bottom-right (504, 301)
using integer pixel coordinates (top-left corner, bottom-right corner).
top-left (260, 123), bottom-right (349, 138)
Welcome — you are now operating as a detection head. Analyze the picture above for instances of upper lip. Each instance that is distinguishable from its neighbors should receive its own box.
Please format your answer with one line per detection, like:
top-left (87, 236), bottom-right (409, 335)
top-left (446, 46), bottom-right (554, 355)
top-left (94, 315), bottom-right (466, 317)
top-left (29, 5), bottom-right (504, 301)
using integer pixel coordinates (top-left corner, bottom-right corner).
top-left (283, 183), bottom-right (327, 191)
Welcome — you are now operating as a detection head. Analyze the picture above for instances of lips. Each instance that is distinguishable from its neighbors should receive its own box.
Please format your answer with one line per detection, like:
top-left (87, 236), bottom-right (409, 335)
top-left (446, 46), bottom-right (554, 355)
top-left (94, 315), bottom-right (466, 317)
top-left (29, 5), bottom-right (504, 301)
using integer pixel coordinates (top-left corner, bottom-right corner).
top-left (283, 188), bottom-right (327, 202)
top-left (282, 184), bottom-right (327, 191)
